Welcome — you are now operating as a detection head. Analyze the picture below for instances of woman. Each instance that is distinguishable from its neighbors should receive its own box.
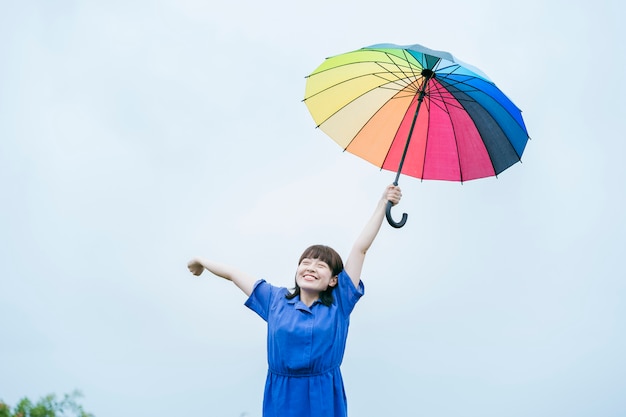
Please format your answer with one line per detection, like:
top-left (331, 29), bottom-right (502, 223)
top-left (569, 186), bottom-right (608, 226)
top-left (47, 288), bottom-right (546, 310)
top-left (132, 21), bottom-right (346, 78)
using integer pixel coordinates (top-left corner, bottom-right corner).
top-left (187, 184), bottom-right (402, 417)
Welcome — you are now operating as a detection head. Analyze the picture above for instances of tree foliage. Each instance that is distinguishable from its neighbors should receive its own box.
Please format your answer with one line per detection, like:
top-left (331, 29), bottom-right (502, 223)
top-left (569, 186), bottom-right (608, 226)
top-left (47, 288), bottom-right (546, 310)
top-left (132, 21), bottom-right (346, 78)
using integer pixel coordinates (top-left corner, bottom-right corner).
top-left (0, 391), bottom-right (93, 417)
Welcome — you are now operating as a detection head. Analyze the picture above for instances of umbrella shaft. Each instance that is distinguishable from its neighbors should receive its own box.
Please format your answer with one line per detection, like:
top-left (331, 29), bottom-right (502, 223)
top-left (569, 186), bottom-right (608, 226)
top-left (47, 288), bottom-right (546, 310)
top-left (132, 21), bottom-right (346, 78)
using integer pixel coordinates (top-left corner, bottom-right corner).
top-left (394, 75), bottom-right (432, 185)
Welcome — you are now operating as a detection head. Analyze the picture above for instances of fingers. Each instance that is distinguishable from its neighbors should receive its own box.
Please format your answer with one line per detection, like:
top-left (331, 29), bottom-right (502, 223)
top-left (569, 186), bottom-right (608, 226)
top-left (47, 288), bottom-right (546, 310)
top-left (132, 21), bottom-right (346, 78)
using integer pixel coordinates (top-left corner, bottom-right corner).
top-left (187, 259), bottom-right (203, 276)
top-left (188, 267), bottom-right (203, 276)
top-left (386, 184), bottom-right (402, 204)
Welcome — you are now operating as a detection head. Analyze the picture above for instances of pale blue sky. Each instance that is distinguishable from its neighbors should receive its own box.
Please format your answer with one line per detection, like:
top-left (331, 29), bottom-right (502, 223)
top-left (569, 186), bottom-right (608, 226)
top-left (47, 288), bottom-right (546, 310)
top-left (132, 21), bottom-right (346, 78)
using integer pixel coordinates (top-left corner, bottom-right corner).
top-left (1, 1), bottom-right (625, 416)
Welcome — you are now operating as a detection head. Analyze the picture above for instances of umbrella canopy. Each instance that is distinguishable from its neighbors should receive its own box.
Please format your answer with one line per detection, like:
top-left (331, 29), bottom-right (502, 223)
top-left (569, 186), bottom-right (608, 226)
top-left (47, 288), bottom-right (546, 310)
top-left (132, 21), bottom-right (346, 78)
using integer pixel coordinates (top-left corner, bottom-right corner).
top-left (303, 43), bottom-right (530, 227)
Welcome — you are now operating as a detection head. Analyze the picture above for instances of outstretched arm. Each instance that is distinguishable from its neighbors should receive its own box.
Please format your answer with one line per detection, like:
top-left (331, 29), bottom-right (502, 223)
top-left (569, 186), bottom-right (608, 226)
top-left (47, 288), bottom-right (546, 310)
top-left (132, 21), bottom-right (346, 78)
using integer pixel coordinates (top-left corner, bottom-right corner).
top-left (187, 257), bottom-right (257, 296)
top-left (344, 184), bottom-right (402, 288)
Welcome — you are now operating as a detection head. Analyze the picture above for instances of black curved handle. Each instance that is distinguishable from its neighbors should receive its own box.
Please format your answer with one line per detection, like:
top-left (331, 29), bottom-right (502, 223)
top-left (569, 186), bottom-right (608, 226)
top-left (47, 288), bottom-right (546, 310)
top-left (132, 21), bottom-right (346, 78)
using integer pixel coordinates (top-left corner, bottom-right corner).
top-left (385, 200), bottom-right (407, 228)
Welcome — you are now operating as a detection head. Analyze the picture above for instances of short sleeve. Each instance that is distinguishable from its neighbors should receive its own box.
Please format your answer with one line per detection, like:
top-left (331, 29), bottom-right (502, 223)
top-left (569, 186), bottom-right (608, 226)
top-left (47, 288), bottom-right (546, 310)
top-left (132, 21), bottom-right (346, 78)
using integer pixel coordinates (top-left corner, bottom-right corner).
top-left (244, 279), bottom-right (276, 322)
top-left (335, 269), bottom-right (364, 316)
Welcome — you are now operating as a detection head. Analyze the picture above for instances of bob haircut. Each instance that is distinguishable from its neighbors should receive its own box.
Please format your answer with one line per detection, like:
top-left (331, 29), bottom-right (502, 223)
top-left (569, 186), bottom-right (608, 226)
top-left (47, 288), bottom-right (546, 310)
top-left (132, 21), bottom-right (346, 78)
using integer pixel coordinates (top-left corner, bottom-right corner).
top-left (285, 244), bottom-right (344, 306)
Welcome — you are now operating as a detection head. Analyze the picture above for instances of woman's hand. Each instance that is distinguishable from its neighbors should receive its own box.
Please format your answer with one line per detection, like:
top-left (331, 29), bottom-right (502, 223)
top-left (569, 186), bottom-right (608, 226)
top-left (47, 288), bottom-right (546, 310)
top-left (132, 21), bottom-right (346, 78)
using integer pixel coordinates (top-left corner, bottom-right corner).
top-left (384, 184), bottom-right (402, 206)
top-left (187, 258), bottom-right (205, 276)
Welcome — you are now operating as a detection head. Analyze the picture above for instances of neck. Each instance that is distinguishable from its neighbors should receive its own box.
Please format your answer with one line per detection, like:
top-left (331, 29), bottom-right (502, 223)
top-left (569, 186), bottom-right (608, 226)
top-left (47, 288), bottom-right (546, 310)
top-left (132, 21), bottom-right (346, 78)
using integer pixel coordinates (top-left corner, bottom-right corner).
top-left (299, 289), bottom-right (320, 307)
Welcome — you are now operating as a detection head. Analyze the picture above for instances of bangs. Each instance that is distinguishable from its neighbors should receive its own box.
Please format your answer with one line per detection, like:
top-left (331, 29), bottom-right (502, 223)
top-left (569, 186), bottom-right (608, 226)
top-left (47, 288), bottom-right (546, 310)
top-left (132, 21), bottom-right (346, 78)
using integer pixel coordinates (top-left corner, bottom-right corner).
top-left (298, 245), bottom-right (344, 276)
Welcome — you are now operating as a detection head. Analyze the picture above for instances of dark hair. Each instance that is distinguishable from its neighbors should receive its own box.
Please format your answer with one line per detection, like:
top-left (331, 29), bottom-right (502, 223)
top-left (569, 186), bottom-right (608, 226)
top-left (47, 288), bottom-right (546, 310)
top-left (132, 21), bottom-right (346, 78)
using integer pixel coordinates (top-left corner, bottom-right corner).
top-left (285, 245), bottom-right (344, 306)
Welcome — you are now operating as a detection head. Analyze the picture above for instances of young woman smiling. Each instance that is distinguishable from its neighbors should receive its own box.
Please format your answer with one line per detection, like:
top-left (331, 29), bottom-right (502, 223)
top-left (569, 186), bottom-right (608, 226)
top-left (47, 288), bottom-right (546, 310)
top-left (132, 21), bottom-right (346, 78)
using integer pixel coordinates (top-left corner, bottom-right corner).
top-left (187, 184), bottom-right (402, 417)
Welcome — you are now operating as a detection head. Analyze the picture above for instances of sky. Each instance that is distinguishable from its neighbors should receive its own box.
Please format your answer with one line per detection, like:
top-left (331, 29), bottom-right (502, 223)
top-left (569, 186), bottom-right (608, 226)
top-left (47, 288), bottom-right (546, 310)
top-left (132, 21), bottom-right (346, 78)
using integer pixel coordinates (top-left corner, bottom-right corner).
top-left (1, 0), bottom-right (625, 416)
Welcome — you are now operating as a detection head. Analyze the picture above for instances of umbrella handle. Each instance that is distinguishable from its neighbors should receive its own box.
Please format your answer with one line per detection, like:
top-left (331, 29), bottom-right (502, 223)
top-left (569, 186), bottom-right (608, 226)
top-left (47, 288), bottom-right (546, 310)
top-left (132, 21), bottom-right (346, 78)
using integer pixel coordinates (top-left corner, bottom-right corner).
top-left (385, 200), bottom-right (407, 228)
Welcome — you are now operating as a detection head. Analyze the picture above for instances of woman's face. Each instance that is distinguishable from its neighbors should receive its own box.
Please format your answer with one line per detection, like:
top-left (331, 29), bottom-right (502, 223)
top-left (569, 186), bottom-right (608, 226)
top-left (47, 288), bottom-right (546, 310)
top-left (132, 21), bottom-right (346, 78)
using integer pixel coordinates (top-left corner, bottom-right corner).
top-left (295, 257), bottom-right (338, 294)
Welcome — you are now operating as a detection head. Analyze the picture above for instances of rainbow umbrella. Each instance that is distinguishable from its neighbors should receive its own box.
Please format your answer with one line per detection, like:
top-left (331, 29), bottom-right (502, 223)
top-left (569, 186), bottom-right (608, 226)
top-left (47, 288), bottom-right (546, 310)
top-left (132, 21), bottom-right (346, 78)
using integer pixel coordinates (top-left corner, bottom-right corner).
top-left (303, 43), bottom-right (530, 228)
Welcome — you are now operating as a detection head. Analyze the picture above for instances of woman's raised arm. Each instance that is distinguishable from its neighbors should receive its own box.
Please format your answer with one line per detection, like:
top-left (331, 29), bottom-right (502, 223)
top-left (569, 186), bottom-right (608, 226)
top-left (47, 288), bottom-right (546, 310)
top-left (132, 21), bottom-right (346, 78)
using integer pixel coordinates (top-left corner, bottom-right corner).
top-left (344, 184), bottom-right (402, 288)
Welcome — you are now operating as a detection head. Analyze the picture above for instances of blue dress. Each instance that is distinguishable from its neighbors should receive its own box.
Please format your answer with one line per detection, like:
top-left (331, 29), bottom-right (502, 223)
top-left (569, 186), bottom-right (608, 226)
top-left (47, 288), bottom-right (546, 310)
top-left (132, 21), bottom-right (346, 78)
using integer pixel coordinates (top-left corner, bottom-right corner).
top-left (245, 270), bottom-right (364, 417)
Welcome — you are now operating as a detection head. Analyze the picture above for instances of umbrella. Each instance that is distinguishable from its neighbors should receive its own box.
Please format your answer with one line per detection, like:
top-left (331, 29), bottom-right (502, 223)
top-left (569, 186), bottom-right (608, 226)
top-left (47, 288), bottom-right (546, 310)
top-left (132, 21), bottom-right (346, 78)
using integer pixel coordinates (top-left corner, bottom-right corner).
top-left (303, 43), bottom-right (530, 228)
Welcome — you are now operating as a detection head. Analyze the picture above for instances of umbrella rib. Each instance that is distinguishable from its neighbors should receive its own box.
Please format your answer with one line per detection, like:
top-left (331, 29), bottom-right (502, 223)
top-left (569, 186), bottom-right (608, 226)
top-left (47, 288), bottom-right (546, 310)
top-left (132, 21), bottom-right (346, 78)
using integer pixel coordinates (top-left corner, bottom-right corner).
top-left (426, 80), bottom-right (496, 116)
top-left (424, 78), bottom-right (481, 182)
top-left (381, 49), bottom-right (420, 78)
top-left (434, 64), bottom-right (490, 98)
top-left (346, 57), bottom-right (427, 171)
top-left (437, 78), bottom-right (513, 177)
top-left (424, 78), bottom-right (491, 122)
top-left (311, 57), bottom-right (426, 130)
top-left (439, 75), bottom-right (529, 137)
top-left (305, 69), bottom-right (419, 129)
top-left (334, 72), bottom-right (416, 153)
top-left (441, 76), bottom-right (524, 159)
top-left (425, 82), bottom-right (457, 114)
top-left (306, 61), bottom-right (422, 102)
top-left (376, 93), bottom-right (414, 177)
top-left (366, 49), bottom-right (426, 95)
top-left (372, 72), bottom-right (414, 92)
top-left (399, 48), bottom-right (422, 80)
top-left (440, 94), bottom-right (465, 183)
top-left (303, 52), bottom-right (423, 101)
top-left (420, 96), bottom-right (431, 180)
top-left (436, 62), bottom-right (494, 85)
top-left (372, 54), bottom-right (421, 93)
top-left (374, 58), bottom-right (430, 179)
top-left (305, 71), bottom-right (405, 102)
top-left (305, 50), bottom-right (426, 116)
